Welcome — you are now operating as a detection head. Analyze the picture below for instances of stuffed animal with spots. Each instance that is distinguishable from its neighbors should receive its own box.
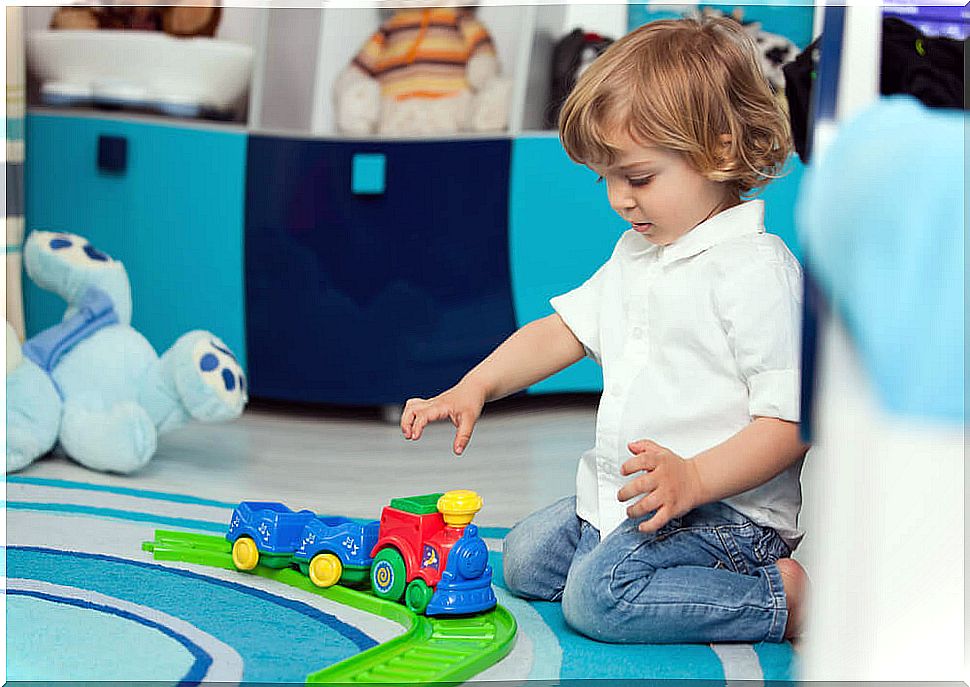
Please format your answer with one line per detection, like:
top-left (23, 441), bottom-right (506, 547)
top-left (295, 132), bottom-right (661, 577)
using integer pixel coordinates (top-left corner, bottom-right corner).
top-left (334, 3), bottom-right (511, 136)
top-left (5, 230), bottom-right (247, 474)
top-left (689, 7), bottom-right (799, 98)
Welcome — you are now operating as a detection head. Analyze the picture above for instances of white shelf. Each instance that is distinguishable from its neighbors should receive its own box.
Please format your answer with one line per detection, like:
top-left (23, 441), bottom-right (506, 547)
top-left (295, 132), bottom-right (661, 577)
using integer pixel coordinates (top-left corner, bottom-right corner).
top-left (256, 4), bottom-right (625, 138)
top-left (23, 4), bottom-right (631, 136)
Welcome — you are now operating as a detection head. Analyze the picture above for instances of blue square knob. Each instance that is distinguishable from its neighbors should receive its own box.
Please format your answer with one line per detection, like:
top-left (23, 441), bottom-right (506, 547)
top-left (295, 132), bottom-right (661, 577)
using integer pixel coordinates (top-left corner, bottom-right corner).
top-left (351, 153), bottom-right (386, 195)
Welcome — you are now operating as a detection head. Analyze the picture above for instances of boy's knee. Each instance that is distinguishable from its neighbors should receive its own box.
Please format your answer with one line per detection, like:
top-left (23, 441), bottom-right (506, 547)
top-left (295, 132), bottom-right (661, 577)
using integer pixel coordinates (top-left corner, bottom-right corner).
top-left (501, 526), bottom-right (536, 596)
top-left (561, 555), bottom-right (659, 643)
top-left (561, 568), bottom-right (622, 642)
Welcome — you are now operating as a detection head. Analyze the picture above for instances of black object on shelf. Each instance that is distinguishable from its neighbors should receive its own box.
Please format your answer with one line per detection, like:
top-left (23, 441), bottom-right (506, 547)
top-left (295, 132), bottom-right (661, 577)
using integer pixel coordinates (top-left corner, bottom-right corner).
top-left (97, 134), bottom-right (127, 173)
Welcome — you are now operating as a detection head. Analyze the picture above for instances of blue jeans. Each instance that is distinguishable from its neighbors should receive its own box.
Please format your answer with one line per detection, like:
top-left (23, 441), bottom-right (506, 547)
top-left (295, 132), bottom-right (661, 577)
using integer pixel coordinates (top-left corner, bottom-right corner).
top-left (502, 496), bottom-right (792, 644)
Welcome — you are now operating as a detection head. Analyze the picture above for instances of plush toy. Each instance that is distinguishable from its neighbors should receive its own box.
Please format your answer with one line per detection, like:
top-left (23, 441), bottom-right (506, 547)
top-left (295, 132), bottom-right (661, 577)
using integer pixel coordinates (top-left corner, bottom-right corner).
top-left (5, 230), bottom-right (247, 474)
top-left (690, 7), bottom-right (799, 97)
top-left (334, 3), bottom-right (511, 136)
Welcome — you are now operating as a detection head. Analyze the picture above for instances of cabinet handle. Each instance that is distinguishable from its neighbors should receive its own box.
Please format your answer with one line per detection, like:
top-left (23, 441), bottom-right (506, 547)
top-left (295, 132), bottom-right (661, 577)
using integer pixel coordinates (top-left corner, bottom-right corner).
top-left (351, 153), bottom-right (385, 195)
top-left (97, 135), bottom-right (127, 174)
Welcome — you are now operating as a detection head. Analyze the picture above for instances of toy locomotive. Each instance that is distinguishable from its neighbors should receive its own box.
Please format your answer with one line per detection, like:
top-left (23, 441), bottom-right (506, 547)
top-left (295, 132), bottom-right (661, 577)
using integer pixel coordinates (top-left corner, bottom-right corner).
top-left (225, 489), bottom-right (496, 616)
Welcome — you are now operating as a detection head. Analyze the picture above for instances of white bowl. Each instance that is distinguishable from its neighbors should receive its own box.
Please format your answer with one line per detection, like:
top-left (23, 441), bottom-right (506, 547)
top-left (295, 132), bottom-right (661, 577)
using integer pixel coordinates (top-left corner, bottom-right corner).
top-left (27, 30), bottom-right (254, 111)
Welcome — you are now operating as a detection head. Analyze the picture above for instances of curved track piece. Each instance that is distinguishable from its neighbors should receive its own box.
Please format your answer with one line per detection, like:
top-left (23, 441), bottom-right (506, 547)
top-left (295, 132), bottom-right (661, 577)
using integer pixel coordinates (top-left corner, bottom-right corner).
top-left (142, 529), bottom-right (517, 685)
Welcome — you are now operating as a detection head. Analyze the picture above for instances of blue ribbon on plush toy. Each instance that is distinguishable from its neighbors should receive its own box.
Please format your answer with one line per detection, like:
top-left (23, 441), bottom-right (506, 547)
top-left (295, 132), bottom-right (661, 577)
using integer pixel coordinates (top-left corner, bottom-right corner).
top-left (22, 286), bottom-right (119, 400)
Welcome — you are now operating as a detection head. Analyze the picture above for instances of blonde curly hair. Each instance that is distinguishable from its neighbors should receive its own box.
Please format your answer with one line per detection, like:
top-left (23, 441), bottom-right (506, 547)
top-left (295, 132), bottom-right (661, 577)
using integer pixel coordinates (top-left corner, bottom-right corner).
top-left (559, 16), bottom-right (792, 196)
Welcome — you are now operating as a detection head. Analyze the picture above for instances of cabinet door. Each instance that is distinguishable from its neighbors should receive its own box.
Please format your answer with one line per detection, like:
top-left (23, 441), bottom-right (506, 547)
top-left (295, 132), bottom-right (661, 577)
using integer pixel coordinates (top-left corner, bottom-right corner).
top-left (509, 136), bottom-right (626, 393)
top-left (24, 114), bottom-right (248, 365)
top-left (245, 136), bottom-right (516, 405)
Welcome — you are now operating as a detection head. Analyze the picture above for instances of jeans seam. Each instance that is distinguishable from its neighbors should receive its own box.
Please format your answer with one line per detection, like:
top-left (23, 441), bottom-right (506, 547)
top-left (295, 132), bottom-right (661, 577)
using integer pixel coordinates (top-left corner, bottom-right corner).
top-left (610, 595), bottom-right (782, 614)
top-left (652, 522), bottom-right (753, 544)
top-left (714, 526), bottom-right (748, 574)
top-left (762, 563), bottom-right (789, 642)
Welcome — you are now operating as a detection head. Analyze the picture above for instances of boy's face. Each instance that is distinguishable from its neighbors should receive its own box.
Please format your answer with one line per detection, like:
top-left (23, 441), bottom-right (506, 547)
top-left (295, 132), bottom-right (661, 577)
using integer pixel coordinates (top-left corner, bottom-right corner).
top-left (589, 131), bottom-right (738, 247)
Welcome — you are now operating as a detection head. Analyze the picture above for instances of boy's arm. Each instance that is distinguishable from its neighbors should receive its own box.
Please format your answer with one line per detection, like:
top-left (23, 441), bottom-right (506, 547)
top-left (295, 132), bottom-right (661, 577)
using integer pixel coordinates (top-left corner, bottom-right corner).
top-left (402, 313), bottom-right (585, 453)
top-left (689, 417), bottom-right (807, 502)
top-left (619, 417), bottom-right (808, 533)
top-left (464, 313), bottom-right (586, 402)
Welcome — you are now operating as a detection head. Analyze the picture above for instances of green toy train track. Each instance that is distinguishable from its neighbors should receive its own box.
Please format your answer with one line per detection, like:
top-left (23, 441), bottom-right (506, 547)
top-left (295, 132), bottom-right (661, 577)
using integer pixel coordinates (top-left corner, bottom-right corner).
top-left (142, 529), bottom-right (517, 686)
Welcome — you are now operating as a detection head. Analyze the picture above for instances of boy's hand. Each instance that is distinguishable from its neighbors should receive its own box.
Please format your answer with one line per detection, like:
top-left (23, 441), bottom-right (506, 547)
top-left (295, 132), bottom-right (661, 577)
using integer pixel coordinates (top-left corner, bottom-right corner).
top-left (401, 381), bottom-right (487, 455)
top-left (618, 439), bottom-right (705, 534)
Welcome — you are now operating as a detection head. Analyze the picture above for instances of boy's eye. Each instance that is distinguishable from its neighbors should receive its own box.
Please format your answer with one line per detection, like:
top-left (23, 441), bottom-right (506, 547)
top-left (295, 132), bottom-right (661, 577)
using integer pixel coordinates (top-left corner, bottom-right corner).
top-left (595, 175), bottom-right (604, 184)
top-left (628, 176), bottom-right (653, 187)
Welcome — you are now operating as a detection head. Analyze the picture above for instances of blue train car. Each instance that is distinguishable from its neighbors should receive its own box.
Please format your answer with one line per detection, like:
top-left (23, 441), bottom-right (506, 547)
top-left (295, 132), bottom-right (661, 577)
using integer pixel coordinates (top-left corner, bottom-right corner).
top-left (293, 517), bottom-right (380, 588)
top-left (226, 501), bottom-right (315, 570)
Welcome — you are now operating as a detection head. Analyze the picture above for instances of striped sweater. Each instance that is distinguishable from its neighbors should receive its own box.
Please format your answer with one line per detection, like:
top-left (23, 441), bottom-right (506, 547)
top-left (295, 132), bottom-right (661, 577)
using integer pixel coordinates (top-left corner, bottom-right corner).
top-left (351, 7), bottom-right (496, 101)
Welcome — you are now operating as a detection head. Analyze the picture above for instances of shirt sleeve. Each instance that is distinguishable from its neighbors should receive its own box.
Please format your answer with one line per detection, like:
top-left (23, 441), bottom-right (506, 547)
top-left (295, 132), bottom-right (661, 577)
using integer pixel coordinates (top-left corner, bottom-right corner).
top-left (715, 253), bottom-right (803, 421)
top-left (549, 255), bottom-right (615, 366)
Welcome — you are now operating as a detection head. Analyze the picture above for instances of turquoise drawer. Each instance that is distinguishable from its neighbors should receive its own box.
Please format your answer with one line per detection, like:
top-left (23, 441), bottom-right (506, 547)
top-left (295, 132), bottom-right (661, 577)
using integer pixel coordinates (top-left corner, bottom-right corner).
top-left (24, 113), bottom-right (248, 367)
top-left (509, 136), bottom-right (625, 393)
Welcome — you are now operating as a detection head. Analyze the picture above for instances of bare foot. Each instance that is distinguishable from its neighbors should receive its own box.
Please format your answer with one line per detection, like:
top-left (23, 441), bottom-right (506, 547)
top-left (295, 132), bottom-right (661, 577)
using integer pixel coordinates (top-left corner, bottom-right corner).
top-left (776, 557), bottom-right (808, 642)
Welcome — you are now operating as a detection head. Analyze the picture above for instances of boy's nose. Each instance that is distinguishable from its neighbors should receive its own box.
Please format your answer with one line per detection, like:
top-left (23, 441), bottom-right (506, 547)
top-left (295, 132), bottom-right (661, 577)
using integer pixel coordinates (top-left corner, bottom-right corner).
top-left (607, 183), bottom-right (636, 214)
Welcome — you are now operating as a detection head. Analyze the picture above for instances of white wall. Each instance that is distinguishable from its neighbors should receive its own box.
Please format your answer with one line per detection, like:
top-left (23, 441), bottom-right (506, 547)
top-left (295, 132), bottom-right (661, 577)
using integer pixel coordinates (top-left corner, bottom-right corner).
top-left (562, 2), bottom-right (628, 39)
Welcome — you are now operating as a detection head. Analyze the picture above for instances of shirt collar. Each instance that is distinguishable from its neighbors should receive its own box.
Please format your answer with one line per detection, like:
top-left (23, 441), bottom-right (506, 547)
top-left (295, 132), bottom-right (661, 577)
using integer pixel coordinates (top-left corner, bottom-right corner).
top-left (656, 199), bottom-right (766, 265)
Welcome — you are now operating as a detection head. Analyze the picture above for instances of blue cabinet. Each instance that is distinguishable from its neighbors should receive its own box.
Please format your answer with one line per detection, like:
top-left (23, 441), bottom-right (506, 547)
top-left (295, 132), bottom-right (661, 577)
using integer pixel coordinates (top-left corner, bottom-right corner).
top-left (245, 136), bottom-right (517, 405)
top-left (22, 116), bottom-right (806, 406)
top-left (23, 113), bottom-right (248, 366)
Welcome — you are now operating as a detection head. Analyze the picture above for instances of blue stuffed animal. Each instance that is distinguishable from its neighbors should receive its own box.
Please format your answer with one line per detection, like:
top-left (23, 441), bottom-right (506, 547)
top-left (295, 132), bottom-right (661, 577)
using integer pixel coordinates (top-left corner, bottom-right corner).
top-left (5, 230), bottom-right (248, 474)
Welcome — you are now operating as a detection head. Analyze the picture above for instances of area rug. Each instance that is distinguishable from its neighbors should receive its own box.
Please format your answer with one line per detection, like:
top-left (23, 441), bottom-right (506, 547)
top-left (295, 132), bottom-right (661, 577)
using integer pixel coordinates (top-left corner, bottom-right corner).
top-left (4, 475), bottom-right (796, 684)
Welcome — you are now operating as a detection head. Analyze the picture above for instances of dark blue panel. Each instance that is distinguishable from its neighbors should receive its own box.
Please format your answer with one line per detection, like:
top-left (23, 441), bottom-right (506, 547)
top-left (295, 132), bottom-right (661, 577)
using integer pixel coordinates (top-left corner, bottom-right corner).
top-left (245, 137), bottom-right (516, 405)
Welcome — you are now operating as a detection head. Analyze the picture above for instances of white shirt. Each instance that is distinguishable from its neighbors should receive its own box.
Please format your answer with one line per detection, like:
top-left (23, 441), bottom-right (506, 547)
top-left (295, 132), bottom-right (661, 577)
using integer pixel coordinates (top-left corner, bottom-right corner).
top-left (551, 200), bottom-right (805, 547)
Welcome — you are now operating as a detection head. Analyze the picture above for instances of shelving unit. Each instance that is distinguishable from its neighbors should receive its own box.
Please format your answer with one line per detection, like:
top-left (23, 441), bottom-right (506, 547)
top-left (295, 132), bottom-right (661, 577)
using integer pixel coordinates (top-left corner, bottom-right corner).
top-left (19, 3), bottom-right (815, 406)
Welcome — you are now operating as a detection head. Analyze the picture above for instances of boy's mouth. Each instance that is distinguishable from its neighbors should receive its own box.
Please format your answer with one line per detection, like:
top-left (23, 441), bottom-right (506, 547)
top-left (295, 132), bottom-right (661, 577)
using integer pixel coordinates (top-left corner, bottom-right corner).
top-left (632, 222), bottom-right (653, 233)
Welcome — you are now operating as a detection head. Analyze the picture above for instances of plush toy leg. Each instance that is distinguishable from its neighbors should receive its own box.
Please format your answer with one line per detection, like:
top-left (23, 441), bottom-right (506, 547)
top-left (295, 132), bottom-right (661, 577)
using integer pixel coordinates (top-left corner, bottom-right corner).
top-left (161, 330), bottom-right (248, 424)
top-left (59, 400), bottom-right (157, 474)
top-left (5, 359), bottom-right (62, 473)
top-left (23, 230), bottom-right (133, 325)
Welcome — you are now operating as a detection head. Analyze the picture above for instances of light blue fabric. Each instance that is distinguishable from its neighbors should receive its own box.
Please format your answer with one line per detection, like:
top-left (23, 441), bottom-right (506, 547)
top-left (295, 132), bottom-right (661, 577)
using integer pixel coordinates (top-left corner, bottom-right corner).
top-left (6, 230), bottom-right (248, 474)
top-left (502, 496), bottom-right (791, 644)
top-left (23, 286), bottom-right (119, 399)
top-left (24, 230), bottom-right (133, 325)
top-left (797, 96), bottom-right (964, 424)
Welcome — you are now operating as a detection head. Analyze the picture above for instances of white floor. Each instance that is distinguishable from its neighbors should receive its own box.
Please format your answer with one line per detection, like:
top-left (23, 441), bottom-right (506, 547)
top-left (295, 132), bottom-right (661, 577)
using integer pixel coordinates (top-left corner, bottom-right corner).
top-left (18, 397), bottom-right (599, 528)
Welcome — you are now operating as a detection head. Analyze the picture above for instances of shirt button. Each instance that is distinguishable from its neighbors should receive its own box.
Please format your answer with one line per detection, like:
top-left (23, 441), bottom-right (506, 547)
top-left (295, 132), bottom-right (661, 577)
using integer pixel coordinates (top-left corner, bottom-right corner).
top-left (632, 327), bottom-right (643, 339)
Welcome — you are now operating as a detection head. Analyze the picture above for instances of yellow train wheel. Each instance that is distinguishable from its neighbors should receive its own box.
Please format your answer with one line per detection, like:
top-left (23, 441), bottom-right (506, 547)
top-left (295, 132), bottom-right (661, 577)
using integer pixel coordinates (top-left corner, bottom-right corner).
top-left (232, 536), bottom-right (260, 571)
top-left (308, 553), bottom-right (343, 588)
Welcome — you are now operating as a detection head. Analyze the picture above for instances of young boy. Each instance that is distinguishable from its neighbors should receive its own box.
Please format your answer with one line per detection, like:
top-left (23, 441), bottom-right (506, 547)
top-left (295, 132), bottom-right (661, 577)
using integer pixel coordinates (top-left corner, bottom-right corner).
top-left (401, 16), bottom-right (808, 644)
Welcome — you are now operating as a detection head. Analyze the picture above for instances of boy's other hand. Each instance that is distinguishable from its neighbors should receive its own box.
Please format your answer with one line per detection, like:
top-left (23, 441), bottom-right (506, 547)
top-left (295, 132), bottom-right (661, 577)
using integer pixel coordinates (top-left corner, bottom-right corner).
top-left (401, 381), bottom-right (487, 455)
top-left (618, 439), bottom-right (704, 534)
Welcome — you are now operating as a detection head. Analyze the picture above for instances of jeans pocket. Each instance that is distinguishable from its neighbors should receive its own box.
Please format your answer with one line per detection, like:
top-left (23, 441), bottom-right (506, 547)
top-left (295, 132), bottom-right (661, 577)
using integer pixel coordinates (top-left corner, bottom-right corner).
top-left (753, 528), bottom-right (790, 565)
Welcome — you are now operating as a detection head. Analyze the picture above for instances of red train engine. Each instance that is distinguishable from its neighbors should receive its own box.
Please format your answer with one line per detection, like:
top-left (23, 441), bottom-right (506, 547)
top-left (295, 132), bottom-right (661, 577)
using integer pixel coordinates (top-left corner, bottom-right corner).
top-left (369, 490), bottom-right (496, 616)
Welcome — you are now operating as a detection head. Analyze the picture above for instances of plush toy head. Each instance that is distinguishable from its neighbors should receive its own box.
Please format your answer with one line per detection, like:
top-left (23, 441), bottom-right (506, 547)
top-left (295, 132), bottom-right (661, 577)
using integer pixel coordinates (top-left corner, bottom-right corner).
top-left (6, 230), bottom-right (247, 474)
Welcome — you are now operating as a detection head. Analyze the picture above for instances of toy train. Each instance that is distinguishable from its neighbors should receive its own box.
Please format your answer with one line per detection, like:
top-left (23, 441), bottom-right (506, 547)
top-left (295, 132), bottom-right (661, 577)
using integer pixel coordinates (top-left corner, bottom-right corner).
top-left (225, 489), bottom-right (497, 616)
